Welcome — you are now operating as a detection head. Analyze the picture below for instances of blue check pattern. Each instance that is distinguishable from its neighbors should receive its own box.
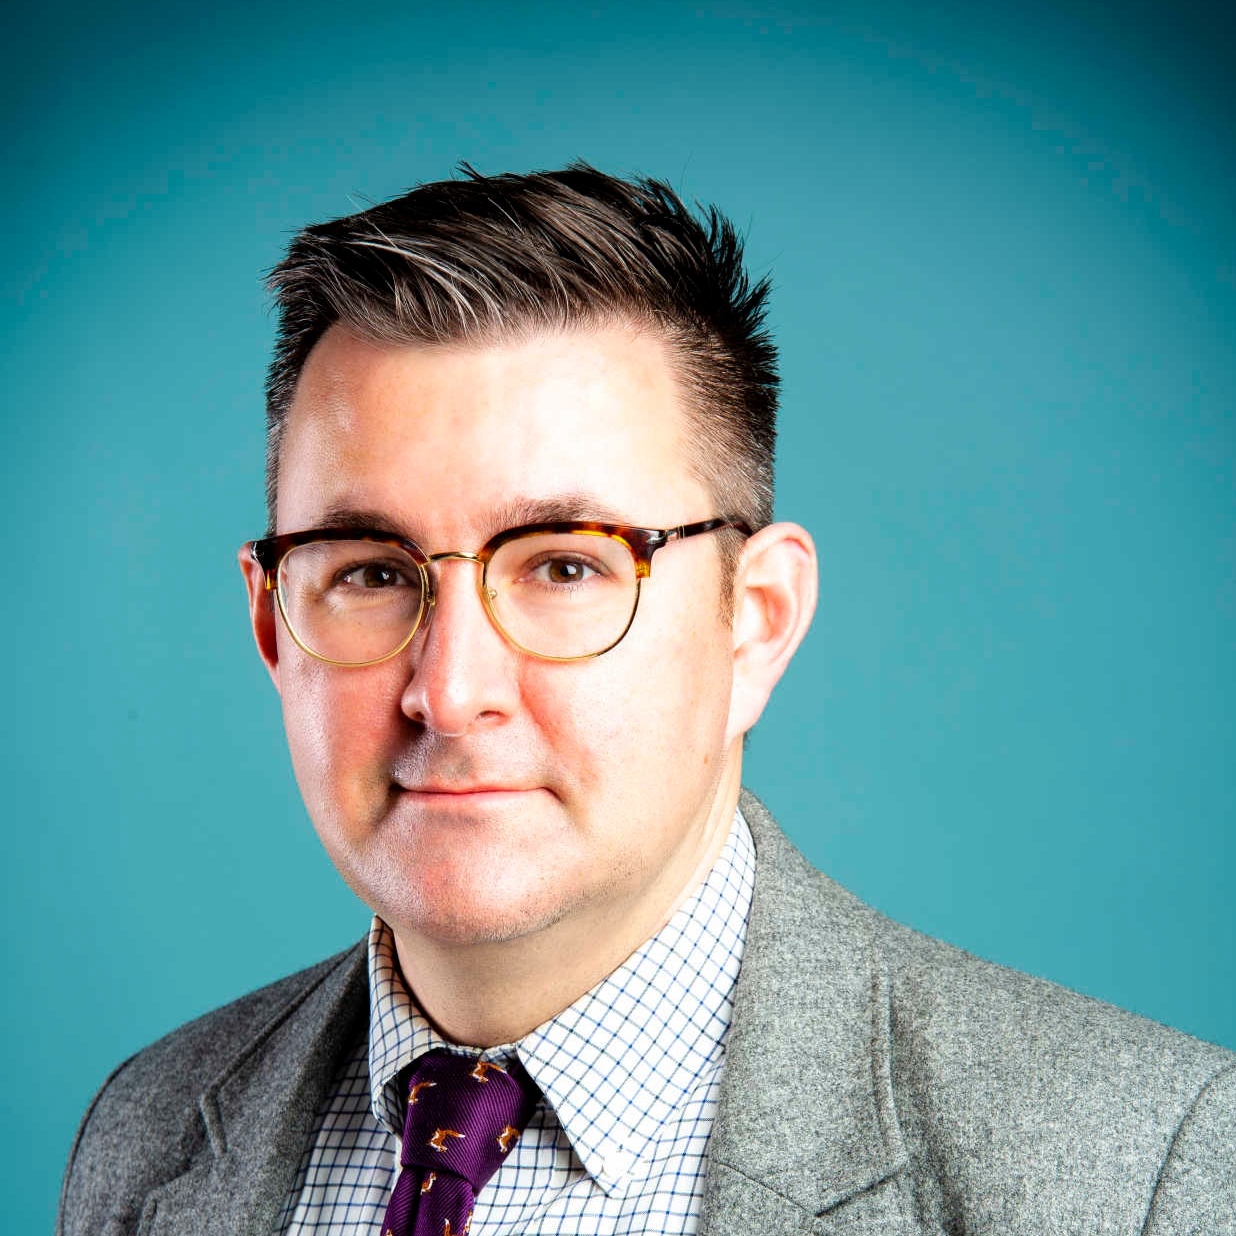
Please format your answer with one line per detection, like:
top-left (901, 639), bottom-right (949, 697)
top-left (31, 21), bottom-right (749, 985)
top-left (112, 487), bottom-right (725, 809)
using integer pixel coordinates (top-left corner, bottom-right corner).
top-left (275, 808), bottom-right (755, 1234)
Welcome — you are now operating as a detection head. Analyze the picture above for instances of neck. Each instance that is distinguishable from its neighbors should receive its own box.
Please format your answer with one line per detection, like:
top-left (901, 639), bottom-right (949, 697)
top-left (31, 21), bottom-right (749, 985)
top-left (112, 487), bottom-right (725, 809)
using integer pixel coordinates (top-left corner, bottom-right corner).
top-left (391, 760), bottom-right (743, 1047)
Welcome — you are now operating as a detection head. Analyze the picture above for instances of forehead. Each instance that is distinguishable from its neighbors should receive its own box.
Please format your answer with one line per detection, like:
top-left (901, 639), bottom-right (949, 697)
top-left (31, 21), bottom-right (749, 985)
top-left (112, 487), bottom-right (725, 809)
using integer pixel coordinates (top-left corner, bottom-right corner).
top-left (276, 325), bottom-right (707, 538)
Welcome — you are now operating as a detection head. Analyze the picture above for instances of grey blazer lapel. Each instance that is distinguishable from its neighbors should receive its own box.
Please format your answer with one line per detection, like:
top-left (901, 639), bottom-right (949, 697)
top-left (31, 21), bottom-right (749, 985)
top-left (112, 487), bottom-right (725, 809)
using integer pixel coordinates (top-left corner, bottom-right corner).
top-left (701, 792), bottom-right (913, 1234)
top-left (140, 945), bottom-right (368, 1236)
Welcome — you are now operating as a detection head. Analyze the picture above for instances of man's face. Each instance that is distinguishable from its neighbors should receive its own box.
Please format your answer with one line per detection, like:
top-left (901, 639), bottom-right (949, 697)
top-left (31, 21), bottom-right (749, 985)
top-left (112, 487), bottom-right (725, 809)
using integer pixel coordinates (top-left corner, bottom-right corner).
top-left (247, 324), bottom-right (747, 959)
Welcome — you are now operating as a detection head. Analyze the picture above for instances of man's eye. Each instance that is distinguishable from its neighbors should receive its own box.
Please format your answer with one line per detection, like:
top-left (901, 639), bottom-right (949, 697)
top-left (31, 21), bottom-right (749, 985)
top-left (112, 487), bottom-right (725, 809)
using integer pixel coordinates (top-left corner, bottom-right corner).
top-left (528, 556), bottom-right (600, 586)
top-left (338, 562), bottom-right (411, 589)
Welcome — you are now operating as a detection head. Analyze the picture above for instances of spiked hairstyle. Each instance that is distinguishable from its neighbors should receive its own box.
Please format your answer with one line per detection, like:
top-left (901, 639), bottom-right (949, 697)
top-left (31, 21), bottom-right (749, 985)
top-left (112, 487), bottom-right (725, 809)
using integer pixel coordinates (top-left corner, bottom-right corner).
top-left (265, 164), bottom-right (779, 548)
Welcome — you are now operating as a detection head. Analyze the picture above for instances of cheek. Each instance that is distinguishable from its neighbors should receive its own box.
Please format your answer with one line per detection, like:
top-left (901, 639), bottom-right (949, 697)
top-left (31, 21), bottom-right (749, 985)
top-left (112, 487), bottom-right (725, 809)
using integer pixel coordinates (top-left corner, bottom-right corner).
top-left (526, 671), bottom-right (630, 795)
top-left (279, 654), bottom-right (402, 817)
top-left (533, 623), bottom-right (731, 802)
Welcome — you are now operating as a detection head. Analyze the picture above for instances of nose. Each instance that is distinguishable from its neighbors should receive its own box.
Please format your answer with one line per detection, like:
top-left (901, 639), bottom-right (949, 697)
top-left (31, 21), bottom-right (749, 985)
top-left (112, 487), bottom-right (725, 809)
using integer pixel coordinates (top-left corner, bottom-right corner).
top-left (399, 554), bottom-right (519, 737)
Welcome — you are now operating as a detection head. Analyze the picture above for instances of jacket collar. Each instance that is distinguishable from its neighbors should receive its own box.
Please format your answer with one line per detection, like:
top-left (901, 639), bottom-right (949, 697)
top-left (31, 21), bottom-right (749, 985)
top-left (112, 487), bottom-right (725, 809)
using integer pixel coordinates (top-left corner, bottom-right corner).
top-left (700, 791), bottom-right (908, 1232)
top-left (140, 945), bottom-right (368, 1236)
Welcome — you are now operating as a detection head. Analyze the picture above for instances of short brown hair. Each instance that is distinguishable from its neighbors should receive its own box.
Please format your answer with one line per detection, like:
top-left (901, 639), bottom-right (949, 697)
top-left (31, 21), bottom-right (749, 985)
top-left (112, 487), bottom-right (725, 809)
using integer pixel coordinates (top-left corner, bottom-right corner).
top-left (265, 164), bottom-right (778, 539)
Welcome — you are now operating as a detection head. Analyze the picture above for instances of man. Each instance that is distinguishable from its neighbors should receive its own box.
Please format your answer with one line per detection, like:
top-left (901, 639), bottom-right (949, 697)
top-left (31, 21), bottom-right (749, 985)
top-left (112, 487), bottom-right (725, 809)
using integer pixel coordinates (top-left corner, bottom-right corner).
top-left (60, 166), bottom-right (1233, 1235)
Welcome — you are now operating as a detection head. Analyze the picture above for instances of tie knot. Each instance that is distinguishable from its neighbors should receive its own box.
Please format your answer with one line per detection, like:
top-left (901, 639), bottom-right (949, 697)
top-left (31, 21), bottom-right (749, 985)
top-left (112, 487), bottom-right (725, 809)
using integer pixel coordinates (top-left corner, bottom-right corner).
top-left (397, 1049), bottom-right (539, 1193)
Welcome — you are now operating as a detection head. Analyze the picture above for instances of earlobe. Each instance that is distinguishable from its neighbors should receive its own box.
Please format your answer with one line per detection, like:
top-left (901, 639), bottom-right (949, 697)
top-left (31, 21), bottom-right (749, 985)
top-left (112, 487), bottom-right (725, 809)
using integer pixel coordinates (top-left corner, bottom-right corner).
top-left (726, 522), bottom-right (818, 741)
top-left (238, 546), bottom-right (282, 691)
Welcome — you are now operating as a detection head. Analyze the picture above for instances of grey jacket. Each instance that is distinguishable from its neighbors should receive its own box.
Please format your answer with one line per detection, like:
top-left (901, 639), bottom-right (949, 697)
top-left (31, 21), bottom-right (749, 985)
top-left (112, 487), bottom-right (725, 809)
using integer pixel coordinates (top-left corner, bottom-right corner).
top-left (60, 792), bottom-right (1236, 1234)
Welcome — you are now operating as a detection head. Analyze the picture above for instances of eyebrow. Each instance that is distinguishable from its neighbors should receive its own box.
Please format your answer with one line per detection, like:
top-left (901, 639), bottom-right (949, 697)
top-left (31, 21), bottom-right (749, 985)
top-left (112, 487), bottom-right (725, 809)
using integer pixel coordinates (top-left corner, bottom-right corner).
top-left (310, 494), bottom-right (638, 542)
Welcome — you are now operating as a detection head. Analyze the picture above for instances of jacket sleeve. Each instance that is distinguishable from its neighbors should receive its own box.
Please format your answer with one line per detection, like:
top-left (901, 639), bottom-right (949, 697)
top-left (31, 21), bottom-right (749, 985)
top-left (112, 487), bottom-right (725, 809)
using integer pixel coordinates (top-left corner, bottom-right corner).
top-left (1142, 1063), bottom-right (1236, 1236)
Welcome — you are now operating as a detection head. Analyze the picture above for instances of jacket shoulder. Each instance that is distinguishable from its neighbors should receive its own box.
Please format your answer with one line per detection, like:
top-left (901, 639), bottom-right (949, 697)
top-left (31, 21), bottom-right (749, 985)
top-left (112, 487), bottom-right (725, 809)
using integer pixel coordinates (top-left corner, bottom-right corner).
top-left (59, 945), bottom-right (365, 1236)
top-left (736, 790), bottom-right (1236, 1232)
top-left (871, 900), bottom-right (1234, 1115)
top-left (874, 912), bottom-right (1236, 1229)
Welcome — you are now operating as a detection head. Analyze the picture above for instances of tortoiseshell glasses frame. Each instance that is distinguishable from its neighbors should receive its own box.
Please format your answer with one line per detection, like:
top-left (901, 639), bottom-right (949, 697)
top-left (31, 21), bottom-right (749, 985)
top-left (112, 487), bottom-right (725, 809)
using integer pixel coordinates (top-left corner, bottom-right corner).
top-left (247, 517), bottom-right (752, 666)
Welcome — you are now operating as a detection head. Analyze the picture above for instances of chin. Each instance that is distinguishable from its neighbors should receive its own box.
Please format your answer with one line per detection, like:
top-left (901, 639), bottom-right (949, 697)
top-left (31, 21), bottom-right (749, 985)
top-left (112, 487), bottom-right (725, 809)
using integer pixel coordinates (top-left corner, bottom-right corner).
top-left (387, 891), bottom-right (573, 947)
top-left (347, 848), bottom-right (571, 948)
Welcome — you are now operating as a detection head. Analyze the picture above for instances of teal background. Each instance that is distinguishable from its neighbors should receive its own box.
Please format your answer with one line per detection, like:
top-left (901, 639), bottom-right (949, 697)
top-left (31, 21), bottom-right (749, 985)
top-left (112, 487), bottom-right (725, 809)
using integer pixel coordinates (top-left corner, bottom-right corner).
top-left (4, 0), bottom-right (1232, 1226)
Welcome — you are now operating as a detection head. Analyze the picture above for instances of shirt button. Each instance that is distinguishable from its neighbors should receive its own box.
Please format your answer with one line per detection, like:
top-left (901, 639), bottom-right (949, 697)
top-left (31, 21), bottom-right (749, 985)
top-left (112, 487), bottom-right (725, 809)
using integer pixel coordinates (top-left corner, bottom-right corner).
top-left (603, 1149), bottom-right (635, 1179)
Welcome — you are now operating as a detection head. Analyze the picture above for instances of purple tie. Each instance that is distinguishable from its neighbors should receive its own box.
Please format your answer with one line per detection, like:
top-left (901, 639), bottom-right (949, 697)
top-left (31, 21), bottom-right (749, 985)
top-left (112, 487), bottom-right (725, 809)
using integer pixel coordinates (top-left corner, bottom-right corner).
top-left (380, 1049), bottom-right (539, 1236)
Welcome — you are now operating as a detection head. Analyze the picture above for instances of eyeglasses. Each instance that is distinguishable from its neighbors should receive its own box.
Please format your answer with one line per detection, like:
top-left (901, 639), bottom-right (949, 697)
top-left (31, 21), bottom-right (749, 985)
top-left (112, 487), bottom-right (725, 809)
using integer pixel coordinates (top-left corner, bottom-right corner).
top-left (247, 517), bottom-right (752, 665)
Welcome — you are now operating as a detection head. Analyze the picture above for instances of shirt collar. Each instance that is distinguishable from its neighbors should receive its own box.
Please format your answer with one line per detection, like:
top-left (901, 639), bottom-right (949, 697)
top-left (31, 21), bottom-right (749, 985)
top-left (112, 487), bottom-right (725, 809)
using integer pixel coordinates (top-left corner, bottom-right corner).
top-left (366, 806), bottom-right (756, 1193)
top-left (367, 916), bottom-right (470, 1137)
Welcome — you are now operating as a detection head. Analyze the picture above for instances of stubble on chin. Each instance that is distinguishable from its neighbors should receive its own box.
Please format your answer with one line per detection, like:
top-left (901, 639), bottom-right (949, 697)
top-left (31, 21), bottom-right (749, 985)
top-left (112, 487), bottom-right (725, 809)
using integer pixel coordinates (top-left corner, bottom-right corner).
top-left (322, 780), bottom-right (572, 947)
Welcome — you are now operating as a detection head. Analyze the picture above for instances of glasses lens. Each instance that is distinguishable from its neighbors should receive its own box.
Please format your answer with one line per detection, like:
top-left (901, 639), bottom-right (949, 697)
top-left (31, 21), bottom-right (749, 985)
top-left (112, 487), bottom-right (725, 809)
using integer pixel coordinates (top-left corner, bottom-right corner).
top-left (277, 540), bottom-right (426, 665)
top-left (485, 530), bottom-right (639, 659)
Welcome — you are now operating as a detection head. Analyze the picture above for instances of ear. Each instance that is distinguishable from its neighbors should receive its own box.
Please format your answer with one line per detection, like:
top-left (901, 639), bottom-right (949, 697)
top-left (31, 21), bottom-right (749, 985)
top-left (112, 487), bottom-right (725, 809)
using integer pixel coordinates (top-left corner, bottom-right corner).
top-left (238, 546), bottom-right (282, 692)
top-left (725, 522), bottom-right (818, 743)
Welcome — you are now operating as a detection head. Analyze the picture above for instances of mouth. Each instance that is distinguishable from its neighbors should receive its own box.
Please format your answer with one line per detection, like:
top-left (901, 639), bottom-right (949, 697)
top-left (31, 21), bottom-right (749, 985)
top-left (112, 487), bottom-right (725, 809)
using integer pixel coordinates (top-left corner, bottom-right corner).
top-left (394, 783), bottom-right (546, 801)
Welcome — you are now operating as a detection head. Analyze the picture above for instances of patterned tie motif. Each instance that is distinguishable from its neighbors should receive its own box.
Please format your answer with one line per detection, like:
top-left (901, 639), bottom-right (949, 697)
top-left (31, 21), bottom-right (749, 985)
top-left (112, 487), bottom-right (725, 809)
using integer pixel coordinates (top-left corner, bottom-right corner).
top-left (381, 1049), bottom-right (539, 1236)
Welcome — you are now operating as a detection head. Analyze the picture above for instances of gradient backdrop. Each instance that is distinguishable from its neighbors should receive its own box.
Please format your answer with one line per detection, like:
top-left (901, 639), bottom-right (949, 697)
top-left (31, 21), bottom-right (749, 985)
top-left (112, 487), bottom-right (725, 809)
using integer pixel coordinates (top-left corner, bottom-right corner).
top-left (5, 1), bottom-right (1233, 1227)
